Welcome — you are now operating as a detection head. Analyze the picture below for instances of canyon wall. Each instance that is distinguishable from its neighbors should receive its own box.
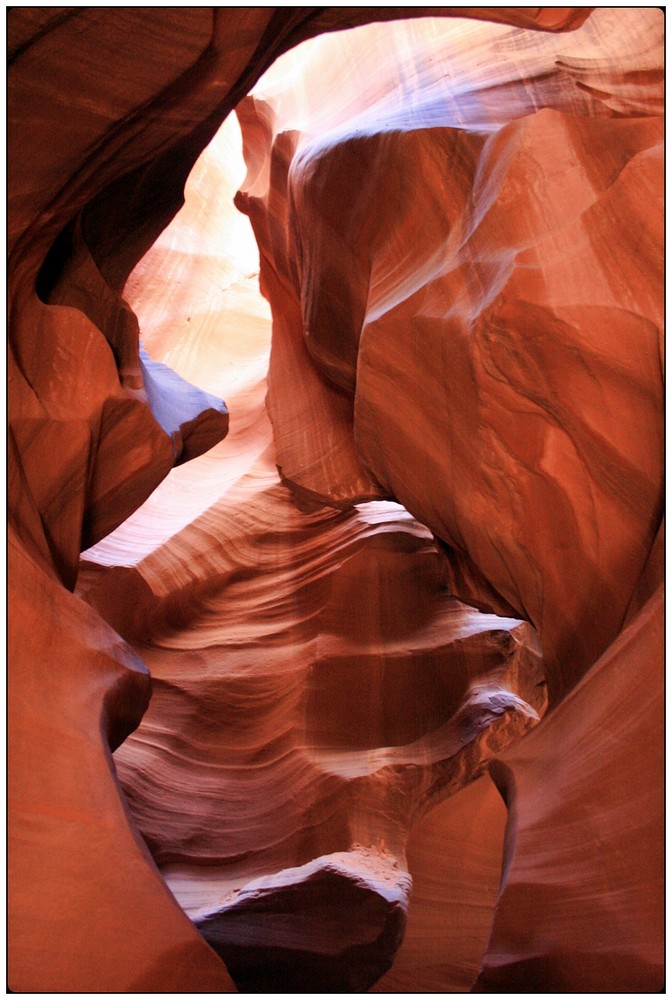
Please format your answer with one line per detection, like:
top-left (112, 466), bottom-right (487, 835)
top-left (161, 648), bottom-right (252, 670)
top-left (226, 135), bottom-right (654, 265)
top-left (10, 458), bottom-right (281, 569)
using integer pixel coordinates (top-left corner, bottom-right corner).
top-left (8, 7), bottom-right (663, 992)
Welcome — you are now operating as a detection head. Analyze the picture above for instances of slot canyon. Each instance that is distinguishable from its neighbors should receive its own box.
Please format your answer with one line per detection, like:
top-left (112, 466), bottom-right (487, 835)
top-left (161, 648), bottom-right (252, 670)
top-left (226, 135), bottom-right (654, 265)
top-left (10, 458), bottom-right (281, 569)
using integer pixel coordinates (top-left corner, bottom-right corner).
top-left (8, 7), bottom-right (664, 993)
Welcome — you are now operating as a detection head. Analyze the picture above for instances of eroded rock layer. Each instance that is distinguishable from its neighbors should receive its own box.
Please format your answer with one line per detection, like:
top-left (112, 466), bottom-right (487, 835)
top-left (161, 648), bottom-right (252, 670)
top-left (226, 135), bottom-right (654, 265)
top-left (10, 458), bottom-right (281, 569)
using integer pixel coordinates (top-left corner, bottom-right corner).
top-left (8, 6), bottom-right (664, 994)
top-left (80, 468), bottom-right (545, 990)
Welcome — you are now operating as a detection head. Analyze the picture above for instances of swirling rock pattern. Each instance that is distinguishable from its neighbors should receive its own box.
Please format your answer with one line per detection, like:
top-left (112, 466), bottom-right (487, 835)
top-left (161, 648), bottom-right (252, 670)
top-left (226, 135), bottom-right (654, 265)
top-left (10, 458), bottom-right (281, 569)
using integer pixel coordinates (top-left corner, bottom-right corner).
top-left (8, 6), bottom-right (663, 993)
top-left (81, 471), bottom-right (545, 989)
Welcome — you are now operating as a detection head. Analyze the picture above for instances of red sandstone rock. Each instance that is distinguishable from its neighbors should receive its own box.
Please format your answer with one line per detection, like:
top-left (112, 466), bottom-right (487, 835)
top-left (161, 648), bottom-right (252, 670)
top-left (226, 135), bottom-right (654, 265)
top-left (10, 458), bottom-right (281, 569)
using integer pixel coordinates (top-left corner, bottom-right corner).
top-left (8, 529), bottom-right (235, 992)
top-left (8, 6), bottom-right (664, 994)
top-left (238, 9), bottom-right (663, 702)
top-left (75, 105), bottom-right (544, 987)
top-left (372, 775), bottom-right (508, 992)
top-left (194, 851), bottom-right (412, 993)
top-left (80, 473), bottom-right (544, 990)
top-left (476, 587), bottom-right (664, 991)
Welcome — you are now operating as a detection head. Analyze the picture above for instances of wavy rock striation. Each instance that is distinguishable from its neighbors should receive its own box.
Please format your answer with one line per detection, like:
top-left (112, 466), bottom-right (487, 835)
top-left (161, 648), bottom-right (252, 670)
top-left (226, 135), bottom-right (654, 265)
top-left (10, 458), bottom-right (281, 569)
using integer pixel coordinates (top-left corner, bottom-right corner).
top-left (81, 472), bottom-right (545, 989)
top-left (8, 6), bottom-right (664, 993)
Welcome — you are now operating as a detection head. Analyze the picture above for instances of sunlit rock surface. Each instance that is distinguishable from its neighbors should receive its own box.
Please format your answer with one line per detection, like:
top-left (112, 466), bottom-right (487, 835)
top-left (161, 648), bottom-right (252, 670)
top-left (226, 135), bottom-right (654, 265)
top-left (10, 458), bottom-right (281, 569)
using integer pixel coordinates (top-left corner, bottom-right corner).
top-left (8, 6), bottom-right (663, 993)
top-left (238, 8), bottom-right (663, 701)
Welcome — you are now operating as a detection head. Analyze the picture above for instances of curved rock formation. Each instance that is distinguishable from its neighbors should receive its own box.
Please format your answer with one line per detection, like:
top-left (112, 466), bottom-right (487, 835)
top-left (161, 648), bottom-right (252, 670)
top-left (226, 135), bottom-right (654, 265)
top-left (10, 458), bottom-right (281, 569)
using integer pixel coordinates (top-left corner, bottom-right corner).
top-left (80, 467), bottom-right (545, 989)
top-left (230, 15), bottom-right (664, 987)
top-left (8, 6), bottom-right (663, 993)
top-left (8, 528), bottom-right (235, 992)
top-left (236, 8), bottom-right (663, 702)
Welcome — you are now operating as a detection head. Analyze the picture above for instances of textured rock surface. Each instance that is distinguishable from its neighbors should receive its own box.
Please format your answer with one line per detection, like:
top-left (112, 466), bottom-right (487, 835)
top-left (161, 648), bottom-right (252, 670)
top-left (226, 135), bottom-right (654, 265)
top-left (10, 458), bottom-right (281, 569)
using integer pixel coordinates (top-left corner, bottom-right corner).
top-left (8, 529), bottom-right (236, 992)
top-left (230, 16), bottom-right (664, 987)
top-left (8, 6), bottom-right (663, 994)
top-left (81, 472), bottom-right (544, 989)
top-left (237, 8), bottom-right (663, 702)
top-left (195, 851), bottom-right (412, 993)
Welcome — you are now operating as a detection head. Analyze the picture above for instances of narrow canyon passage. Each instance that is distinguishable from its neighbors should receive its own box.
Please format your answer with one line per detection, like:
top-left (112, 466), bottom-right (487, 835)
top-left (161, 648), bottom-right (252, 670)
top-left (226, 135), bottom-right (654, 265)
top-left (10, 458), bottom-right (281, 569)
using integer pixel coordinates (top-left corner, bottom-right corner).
top-left (8, 7), bottom-right (664, 993)
top-left (77, 81), bottom-right (542, 993)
